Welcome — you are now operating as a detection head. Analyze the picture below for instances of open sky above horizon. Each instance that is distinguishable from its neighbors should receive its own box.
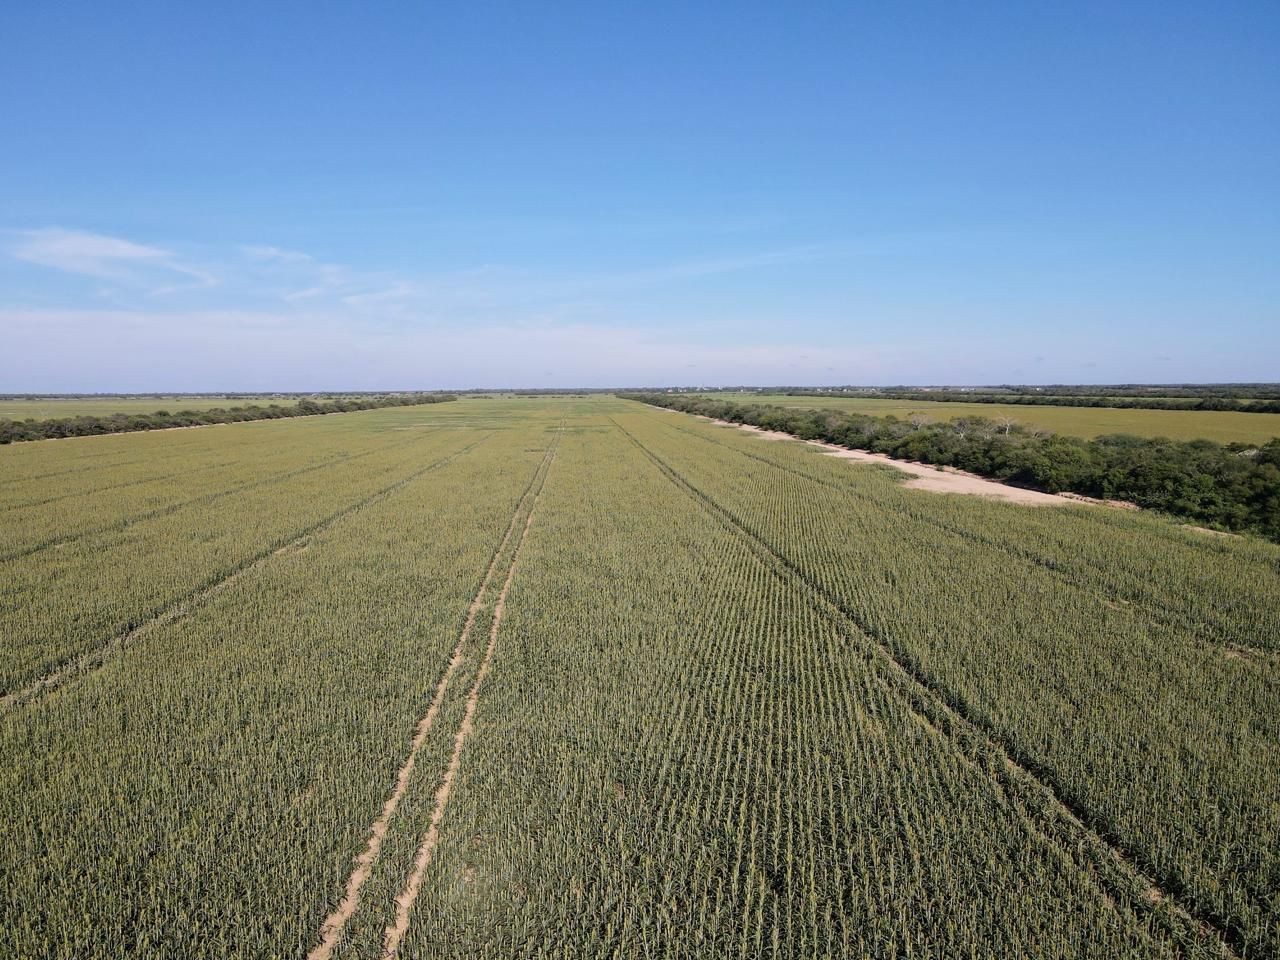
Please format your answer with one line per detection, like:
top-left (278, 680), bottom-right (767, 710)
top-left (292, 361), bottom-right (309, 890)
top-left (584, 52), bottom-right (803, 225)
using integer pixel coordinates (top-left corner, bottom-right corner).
top-left (2, 0), bottom-right (1277, 390)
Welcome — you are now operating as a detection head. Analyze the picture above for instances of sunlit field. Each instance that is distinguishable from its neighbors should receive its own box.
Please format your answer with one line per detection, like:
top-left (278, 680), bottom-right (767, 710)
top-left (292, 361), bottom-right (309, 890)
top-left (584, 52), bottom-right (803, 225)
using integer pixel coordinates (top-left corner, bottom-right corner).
top-left (2, 396), bottom-right (1275, 959)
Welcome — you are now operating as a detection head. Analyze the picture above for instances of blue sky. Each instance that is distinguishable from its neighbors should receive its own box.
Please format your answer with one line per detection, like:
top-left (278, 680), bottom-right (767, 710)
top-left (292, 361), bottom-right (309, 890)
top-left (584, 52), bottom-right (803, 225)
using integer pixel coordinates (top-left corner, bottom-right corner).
top-left (1, 1), bottom-right (1276, 390)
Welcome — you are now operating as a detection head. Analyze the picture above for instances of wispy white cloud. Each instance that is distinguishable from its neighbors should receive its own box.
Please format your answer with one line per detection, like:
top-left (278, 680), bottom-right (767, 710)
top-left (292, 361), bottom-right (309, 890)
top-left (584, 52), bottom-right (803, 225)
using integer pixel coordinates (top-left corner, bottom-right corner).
top-left (8, 226), bottom-right (835, 321)
top-left (596, 245), bottom-right (832, 286)
top-left (9, 228), bottom-right (217, 294)
top-left (4, 227), bottom-right (879, 383)
top-left (146, 263), bottom-right (220, 296)
top-left (241, 244), bottom-right (314, 264)
top-left (237, 244), bottom-right (360, 303)
top-left (11, 229), bottom-right (164, 277)
top-left (340, 282), bottom-right (419, 308)
top-left (282, 285), bottom-right (328, 302)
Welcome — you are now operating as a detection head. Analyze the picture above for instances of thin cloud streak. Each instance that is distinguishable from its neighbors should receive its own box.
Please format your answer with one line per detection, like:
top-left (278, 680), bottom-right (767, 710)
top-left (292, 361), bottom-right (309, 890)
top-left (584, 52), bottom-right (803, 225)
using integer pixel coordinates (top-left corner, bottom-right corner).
top-left (6, 227), bottom-right (837, 320)
top-left (9, 228), bottom-right (217, 294)
top-left (241, 245), bottom-right (314, 264)
top-left (11, 228), bottom-right (171, 279)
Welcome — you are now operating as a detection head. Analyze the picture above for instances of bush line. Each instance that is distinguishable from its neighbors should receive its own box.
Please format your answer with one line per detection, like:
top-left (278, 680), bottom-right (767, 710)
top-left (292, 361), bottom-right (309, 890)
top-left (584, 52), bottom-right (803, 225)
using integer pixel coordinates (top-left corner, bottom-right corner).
top-left (0, 394), bottom-right (456, 444)
top-left (622, 392), bottom-right (1280, 542)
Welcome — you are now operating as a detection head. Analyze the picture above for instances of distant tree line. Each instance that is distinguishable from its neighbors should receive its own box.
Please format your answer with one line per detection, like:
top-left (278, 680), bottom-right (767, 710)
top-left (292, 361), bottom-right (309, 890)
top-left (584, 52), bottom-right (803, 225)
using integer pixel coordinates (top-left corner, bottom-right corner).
top-left (0, 393), bottom-right (456, 445)
top-left (783, 390), bottom-right (1280, 413)
top-left (623, 393), bottom-right (1280, 542)
top-left (0, 391), bottom-right (407, 401)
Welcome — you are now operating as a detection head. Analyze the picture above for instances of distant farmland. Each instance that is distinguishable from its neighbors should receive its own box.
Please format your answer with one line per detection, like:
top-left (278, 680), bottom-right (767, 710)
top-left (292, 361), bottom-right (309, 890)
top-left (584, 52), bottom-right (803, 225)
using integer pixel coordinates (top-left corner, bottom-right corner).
top-left (0, 396), bottom-right (303, 418)
top-left (698, 392), bottom-right (1280, 443)
top-left (2, 396), bottom-right (1276, 958)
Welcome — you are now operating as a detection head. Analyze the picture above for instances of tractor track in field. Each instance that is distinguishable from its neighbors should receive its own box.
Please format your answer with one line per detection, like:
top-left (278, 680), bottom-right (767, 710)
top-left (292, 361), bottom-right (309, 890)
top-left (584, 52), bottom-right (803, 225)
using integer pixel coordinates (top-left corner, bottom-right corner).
top-left (0, 429), bottom-right (441, 563)
top-left (662, 415), bottom-right (1273, 657)
top-left (610, 416), bottom-right (1245, 960)
top-left (307, 437), bottom-right (560, 960)
top-left (382, 473), bottom-right (550, 958)
top-left (0, 436), bottom-right (490, 711)
top-left (381, 426), bottom-right (560, 958)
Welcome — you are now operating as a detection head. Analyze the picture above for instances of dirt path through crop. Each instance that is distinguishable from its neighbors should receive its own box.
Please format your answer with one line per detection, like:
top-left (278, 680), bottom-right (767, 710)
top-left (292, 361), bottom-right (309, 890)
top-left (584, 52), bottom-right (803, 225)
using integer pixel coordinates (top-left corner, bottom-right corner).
top-left (720, 420), bottom-right (1091, 506)
top-left (820, 447), bottom-right (1072, 504)
top-left (307, 444), bottom-right (556, 960)
top-left (381, 456), bottom-right (553, 958)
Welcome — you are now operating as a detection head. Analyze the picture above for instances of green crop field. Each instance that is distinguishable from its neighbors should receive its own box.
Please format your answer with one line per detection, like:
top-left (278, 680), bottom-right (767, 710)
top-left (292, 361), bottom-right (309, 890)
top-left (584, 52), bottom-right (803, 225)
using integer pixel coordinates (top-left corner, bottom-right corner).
top-left (696, 392), bottom-right (1280, 443)
top-left (2, 396), bottom-right (1277, 959)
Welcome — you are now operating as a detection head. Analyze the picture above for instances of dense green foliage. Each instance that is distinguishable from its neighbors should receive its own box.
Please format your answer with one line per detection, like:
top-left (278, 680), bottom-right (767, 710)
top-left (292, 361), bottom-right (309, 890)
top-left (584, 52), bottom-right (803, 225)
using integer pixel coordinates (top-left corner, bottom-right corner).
top-left (0, 392), bottom-right (455, 444)
top-left (2, 397), bottom-right (1276, 958)
top-left (627, 392), bottom-right (1280, 541)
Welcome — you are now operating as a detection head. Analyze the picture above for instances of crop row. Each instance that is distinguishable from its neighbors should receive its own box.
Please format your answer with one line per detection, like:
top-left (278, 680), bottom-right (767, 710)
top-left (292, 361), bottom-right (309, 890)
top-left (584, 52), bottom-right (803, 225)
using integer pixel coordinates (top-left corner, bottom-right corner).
top-left (0, 408), bottom-right (566, 959)
top-left (617, 405), bottom-right (1278, 956)
top-left (663, 418), bottom-right (1280, 651)
top-left (0, 429), bottom-right (439, 562)
top-left (394, 410), bottom-right (1219, 958)
top-left (4, 397), bottom-right (1275, 957)
top-left (0, 426), bottom-right (475, 695)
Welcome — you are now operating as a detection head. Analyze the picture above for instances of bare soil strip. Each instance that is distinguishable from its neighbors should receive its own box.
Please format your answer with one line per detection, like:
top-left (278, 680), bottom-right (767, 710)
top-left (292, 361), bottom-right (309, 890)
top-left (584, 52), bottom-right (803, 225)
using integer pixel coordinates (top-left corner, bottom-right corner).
top-left (382, 447), bottom-right (556, 958)
top-left (0, 437), bottom-right (488, 710)
top-left (718, 419), bottom-right (1105, 507)
top-left (611, 418), bottom-right (1243, 958)
top-left (821, 447), bottom-right (1072, 504)
top-left (307, 444), bottom-right (557, 960)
